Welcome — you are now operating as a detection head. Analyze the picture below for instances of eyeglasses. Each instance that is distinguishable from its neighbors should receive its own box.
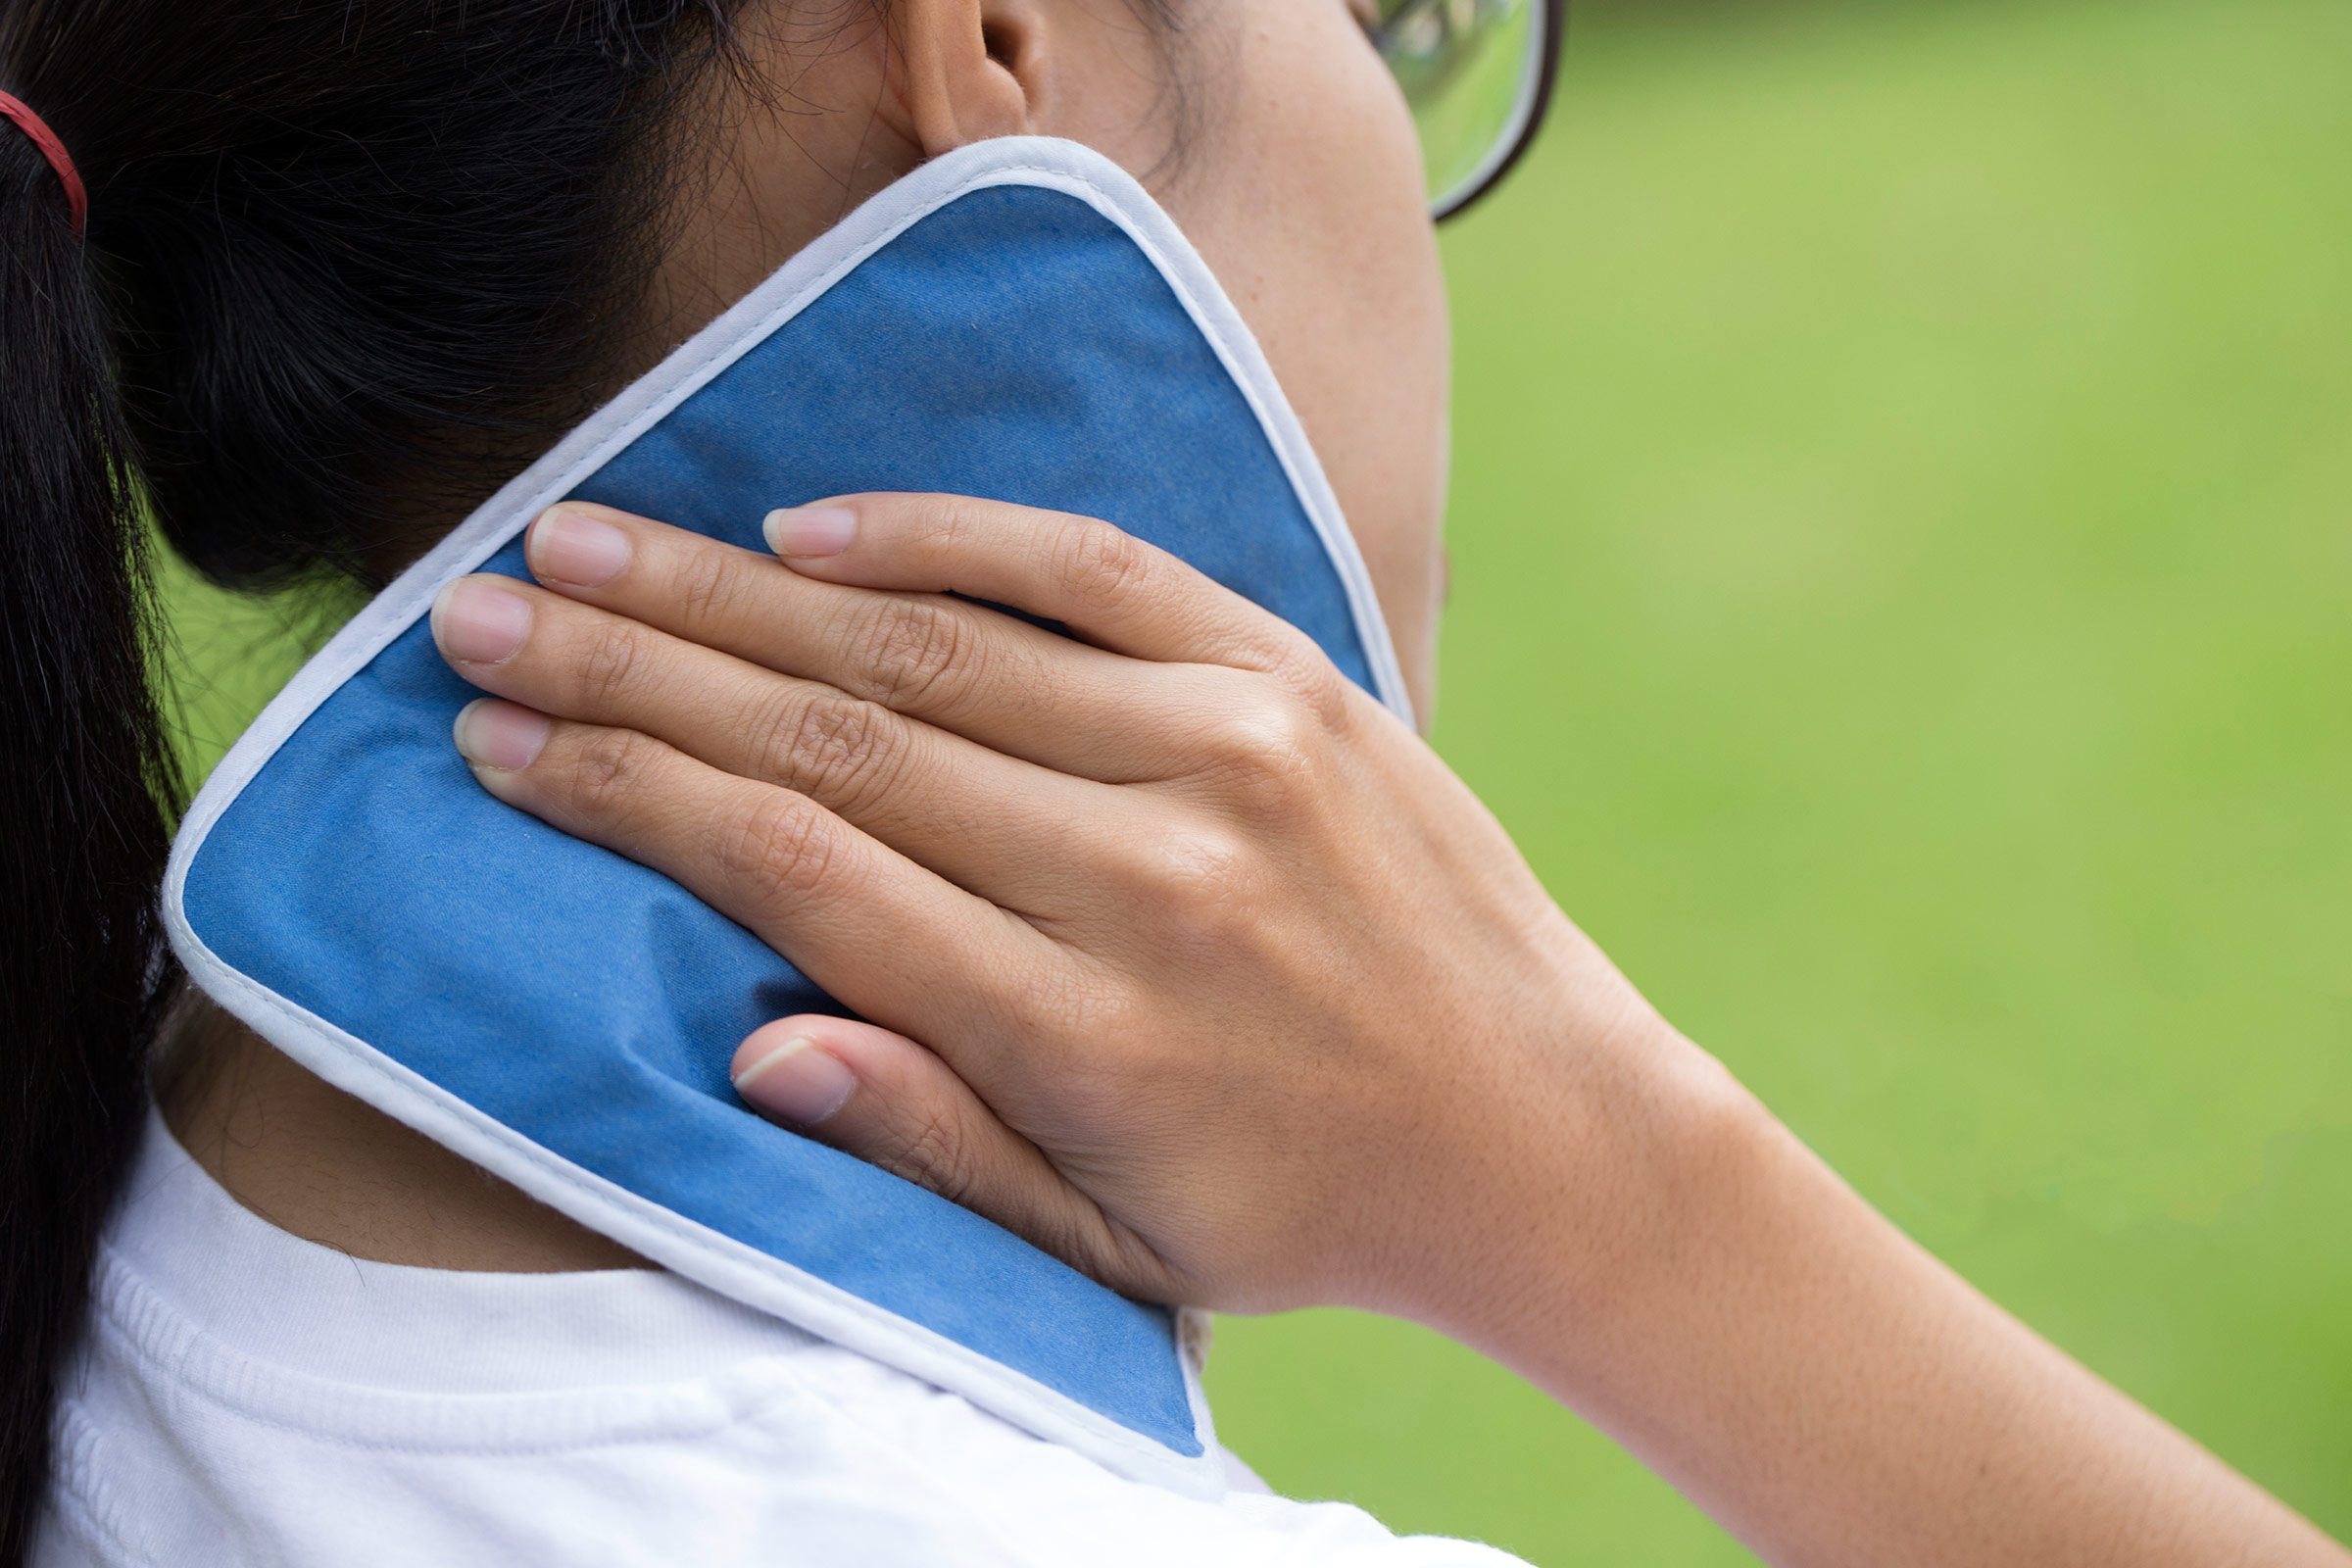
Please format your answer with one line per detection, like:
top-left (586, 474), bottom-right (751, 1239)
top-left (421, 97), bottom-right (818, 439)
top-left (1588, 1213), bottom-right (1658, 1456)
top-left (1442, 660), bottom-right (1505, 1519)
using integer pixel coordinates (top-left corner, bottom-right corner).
top-left (1373, 0), bottom-right (1567, 221)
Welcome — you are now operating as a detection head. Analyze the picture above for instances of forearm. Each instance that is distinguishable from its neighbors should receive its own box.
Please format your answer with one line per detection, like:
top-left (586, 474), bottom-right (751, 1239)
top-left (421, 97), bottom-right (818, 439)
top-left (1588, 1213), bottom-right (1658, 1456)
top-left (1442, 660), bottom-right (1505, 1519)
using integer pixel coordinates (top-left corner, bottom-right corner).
top-left (1441, 1038), bottom-right (2345, 1568)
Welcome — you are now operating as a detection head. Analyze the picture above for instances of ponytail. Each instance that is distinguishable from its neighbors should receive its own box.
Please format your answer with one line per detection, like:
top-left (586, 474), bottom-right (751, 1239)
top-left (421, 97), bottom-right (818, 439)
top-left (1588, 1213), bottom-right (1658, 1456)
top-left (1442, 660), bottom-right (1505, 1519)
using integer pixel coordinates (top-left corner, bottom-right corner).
top-left (0, 1), bottom-right (771, 1554)
top-left (0, 93), bottom-right (178, 1560)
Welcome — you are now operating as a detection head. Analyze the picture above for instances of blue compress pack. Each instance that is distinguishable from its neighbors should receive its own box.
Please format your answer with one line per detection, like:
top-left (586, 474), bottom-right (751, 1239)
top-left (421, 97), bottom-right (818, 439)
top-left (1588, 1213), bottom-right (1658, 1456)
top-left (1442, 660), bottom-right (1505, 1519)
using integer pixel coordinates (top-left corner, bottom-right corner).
top-left (165, 137), bottom-right (1412, 1495)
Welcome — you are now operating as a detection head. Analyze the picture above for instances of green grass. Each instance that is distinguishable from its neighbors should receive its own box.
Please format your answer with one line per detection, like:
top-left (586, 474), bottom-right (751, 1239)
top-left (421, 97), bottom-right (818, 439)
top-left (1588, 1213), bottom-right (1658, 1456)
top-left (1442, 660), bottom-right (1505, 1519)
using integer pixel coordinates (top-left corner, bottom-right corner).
top-left (157, 0), bottom-right (2352, 1558)
top-left (1204, 0), bottom-right (2352, 1559)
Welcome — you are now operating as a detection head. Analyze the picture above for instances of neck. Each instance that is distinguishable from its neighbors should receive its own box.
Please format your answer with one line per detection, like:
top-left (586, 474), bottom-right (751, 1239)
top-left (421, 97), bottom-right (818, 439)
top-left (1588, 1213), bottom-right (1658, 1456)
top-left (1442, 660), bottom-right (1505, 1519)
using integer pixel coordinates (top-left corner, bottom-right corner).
top-left (155, 993), bottom-right (647, 1273)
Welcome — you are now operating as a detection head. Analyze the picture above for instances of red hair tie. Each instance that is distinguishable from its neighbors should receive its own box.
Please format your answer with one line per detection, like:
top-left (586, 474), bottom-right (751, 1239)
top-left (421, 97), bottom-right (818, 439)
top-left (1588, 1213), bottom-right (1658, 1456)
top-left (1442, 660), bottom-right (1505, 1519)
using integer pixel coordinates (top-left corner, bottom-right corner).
top-left (0, 90), bottom-right (88, 238)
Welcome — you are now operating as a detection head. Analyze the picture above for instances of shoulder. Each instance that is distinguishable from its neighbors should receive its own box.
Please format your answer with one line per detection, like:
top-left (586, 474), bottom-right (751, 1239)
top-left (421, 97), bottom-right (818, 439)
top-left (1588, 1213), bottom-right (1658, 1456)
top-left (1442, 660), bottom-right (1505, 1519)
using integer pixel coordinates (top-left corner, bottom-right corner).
top-left (45, 1072), bottom-right (1526, 1567)
top-left (48, 1280), bottom-right (1521, 1568)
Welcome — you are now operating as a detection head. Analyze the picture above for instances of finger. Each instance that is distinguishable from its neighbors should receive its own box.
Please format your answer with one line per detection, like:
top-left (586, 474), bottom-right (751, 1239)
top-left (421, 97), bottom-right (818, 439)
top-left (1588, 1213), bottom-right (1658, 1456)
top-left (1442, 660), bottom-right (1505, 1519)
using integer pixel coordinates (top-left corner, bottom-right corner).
top-left (521, 503), bottom-right (1214, 782)
top-left (730, 1016), bottom-right (1170, 1298)
top-left (764, 492), bottom-right (1336, 688)
top-left (432, 571), bottom-right (1132, 908)
top-left (452, 699), bottom-right (1054, 1097)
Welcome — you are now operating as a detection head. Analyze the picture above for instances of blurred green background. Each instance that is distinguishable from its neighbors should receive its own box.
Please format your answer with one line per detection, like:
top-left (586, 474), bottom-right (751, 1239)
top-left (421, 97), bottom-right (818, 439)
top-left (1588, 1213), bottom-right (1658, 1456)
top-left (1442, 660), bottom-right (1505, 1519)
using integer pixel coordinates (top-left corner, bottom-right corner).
top-left (161, 0), bottom-right (2350, 1559)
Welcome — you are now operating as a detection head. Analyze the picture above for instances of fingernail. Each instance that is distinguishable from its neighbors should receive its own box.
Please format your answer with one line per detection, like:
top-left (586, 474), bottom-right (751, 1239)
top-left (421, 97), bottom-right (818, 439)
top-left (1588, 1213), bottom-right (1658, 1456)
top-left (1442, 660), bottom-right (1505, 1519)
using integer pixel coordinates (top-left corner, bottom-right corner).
top-left (431, 577), bottom-right (533, 665)
top-left (732, 1036), bottom-right (856, 1124)
top-left (530, 507), bottom-right (632, 588)
top-left (453, 700), bottom-right (551, 770)
top-left (762, 506), bottom-right (857, 559)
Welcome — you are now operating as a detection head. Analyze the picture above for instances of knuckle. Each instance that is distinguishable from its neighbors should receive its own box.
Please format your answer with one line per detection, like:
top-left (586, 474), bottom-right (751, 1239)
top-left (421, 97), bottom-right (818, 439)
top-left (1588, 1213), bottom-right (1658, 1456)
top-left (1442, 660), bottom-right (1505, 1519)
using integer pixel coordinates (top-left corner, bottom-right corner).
top-left (913, 494), bottom-right (982, 558)
top-left (1265, 632), bottom-right (1350, 725)
top-left (1127, 825), bottom-right (1261, 935)
top-left (574, 617), bottom-right (646, 709)
top-left (854, 595), bottom-right (971, 709)
top-left (861, 493), bottom-right (979, 569)
top-left (562, 726), bottom-right (654, 815)
top-left (713, 791), bottom-right (838, 904)
top-left (669, 545), bottom-right (742, 634)
top-left (889, 1105), bottom-right (975, 1206)
top-left (1202, 690), bottom-right (1325, 811)
top-left (1058, 519), bottom-right (1150, 606)
top-left (766, 691), bottom-right (903, 811)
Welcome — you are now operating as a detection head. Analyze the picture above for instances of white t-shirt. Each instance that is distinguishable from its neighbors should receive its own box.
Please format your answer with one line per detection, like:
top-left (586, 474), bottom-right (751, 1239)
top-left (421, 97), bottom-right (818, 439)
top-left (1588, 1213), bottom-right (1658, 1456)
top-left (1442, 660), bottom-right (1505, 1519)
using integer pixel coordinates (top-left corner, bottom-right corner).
top-left (35, 1110), bottom-right (1533, 1567)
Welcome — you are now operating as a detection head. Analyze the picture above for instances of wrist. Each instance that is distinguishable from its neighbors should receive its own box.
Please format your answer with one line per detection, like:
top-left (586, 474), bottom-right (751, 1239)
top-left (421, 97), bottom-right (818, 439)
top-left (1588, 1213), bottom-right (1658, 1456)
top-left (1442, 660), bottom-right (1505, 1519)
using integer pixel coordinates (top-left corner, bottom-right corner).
top-left (1379, 1006), bottom-right (1774, 1381)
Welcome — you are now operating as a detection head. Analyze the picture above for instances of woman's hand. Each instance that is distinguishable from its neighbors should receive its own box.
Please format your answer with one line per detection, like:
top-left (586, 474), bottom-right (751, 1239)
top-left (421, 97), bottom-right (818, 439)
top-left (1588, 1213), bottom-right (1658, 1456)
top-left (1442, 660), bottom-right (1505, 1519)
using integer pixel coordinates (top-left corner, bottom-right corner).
top-left (431, 498), bottom-right (2349, 1568)
top-left (428, 495), bottom-right (1720, 1326)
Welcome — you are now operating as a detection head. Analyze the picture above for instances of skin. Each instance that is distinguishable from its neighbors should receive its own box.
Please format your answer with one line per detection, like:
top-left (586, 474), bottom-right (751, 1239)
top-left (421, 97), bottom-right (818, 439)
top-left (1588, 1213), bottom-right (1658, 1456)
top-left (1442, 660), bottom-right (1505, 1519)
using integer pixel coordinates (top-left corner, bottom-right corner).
top-left (160, 0), bottom-right (2349, 1564)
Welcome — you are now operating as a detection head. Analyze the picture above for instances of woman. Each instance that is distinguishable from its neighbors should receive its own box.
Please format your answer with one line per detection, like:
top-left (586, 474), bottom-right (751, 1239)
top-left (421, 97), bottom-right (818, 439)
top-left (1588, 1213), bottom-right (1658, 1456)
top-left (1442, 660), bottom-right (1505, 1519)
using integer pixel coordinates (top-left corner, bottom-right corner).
top-left (1, 0), bottom-right (2339, 1564)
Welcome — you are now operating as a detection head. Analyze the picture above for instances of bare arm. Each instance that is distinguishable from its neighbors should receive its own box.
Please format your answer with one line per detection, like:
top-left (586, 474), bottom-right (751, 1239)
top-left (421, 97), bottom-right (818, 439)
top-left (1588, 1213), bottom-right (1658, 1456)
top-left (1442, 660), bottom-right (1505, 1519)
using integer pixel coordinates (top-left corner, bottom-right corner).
top-left (1450, 1056), bottom-right (2337, 1568)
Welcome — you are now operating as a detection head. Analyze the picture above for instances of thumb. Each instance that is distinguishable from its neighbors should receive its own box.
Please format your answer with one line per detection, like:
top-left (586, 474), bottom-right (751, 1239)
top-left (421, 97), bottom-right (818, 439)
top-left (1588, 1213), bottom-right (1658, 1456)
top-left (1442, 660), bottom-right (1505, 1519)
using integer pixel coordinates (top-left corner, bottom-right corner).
top-left (730, 1016), bottom-right (1167, 1296)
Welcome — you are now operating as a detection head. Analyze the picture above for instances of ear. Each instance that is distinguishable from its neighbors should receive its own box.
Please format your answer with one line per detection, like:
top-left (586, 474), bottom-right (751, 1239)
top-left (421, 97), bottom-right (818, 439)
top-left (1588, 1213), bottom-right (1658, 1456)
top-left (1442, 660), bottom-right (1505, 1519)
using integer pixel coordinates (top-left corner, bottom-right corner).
top-left (892, 0), bottom-right (1044, 156)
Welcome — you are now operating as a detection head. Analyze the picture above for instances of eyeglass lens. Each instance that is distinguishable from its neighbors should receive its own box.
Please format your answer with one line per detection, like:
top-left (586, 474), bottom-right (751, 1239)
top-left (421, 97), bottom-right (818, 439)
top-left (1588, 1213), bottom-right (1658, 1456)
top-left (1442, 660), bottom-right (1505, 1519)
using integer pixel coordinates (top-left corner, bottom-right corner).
top-left (1377, 0), bottom-right (1564, 220)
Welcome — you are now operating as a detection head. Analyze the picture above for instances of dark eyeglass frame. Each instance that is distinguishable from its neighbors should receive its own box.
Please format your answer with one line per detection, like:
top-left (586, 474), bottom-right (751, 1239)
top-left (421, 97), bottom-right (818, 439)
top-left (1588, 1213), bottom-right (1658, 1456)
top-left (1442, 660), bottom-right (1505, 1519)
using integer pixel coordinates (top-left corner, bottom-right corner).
top-left (1376, 0), bottom-right (1569, 223)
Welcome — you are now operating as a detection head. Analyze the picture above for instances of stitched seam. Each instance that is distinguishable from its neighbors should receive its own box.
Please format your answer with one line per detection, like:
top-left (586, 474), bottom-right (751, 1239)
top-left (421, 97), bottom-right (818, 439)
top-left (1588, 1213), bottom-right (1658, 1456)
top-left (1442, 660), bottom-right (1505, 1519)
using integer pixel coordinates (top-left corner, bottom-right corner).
top-left (35, 1486), bottom-right (144, 1568)
top-left (45, 1403), bottom-right (151, 1565)
top-left (85, 1255), bottom-right (814, 1459)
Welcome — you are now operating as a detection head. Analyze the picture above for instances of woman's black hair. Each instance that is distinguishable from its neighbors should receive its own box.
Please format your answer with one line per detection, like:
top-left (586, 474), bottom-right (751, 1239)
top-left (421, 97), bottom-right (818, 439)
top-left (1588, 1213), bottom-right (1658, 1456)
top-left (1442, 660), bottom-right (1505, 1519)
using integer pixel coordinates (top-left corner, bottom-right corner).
top-left (0, 1), bottom-right (763, 1554)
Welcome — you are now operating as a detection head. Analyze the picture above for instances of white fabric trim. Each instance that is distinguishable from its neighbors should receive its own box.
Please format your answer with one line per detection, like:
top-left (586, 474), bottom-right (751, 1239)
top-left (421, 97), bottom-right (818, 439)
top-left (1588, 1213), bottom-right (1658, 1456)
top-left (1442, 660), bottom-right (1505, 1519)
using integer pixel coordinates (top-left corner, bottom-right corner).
top-left (163, 136), bottom-right (1408, 1498)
